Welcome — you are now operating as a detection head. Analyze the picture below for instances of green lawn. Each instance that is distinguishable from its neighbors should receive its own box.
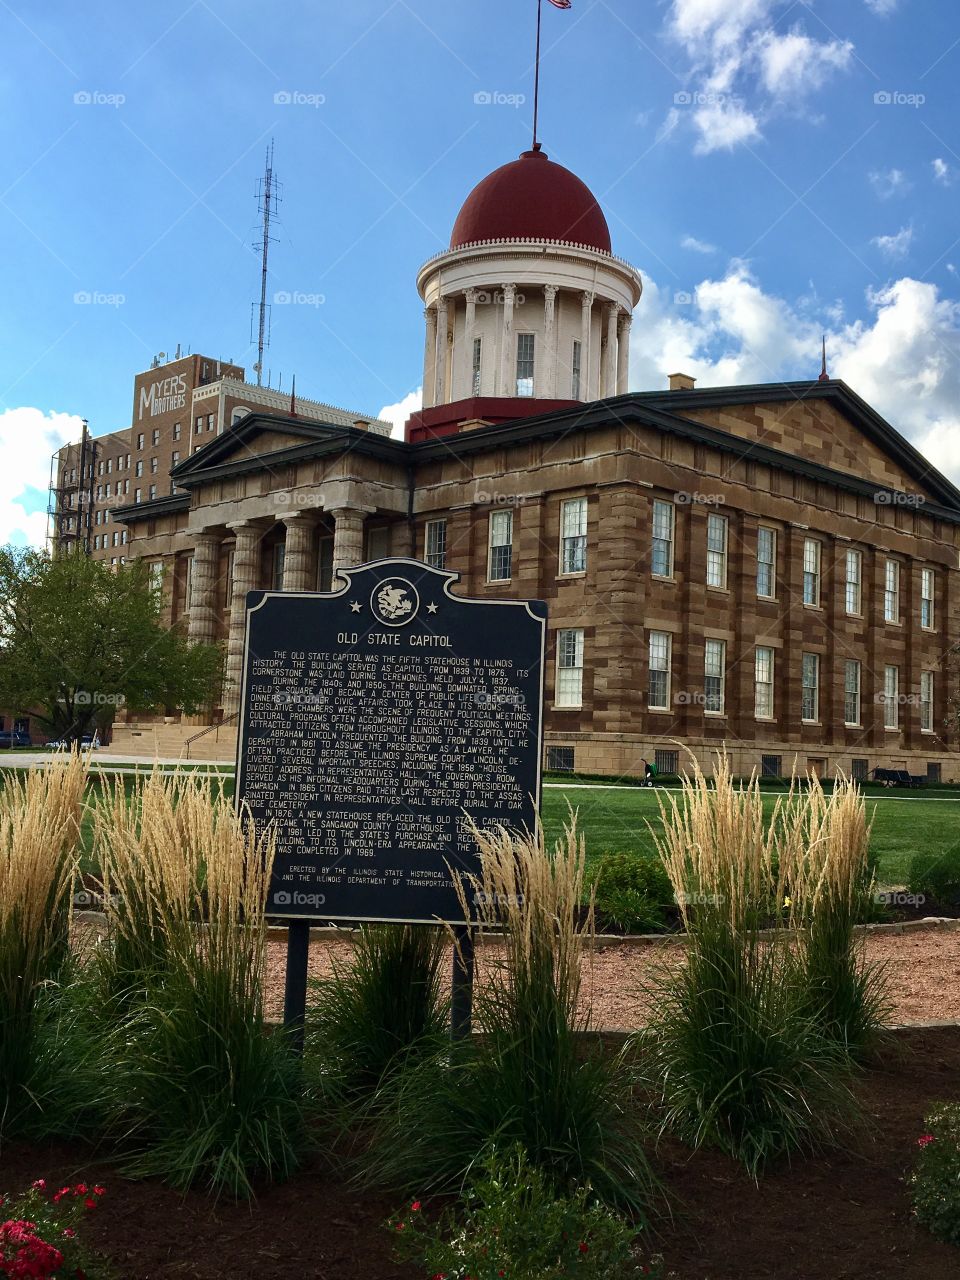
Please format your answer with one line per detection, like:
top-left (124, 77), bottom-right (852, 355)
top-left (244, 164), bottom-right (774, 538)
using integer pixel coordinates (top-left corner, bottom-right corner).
top-left (542, 783), bottom-right (960, 888)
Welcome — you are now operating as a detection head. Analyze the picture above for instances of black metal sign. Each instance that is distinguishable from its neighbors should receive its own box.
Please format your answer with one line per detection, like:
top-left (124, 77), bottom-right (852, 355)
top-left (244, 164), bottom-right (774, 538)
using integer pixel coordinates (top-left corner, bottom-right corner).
top-left (236, 559), bottom-right (547, 926)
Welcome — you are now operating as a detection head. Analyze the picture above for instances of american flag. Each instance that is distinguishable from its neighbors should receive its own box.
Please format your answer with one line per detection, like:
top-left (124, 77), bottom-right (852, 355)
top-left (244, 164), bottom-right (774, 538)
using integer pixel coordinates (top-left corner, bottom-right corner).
top-left (547, 0), bottom-right (572, 8)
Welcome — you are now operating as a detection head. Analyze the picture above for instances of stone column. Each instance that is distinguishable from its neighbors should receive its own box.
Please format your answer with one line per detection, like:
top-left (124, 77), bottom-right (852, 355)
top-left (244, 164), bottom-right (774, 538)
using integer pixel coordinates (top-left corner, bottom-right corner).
top-left (223, 521), bottom-right (263, 713)
top-left (540, 285), bottom-right (557, 398)
top-left (602, 302), bottom-right (620, 398)
top-left (580, 292), bottom-right (593, 400)
top-left (422, 306), bottom-right (437, 409)
top-left (187, 532), bottom-right (220, 646)
top-left (464, 288), bottom-right (478, 396)
top-left (617, 311), bottom-right (632, 394)
top-left (434, 297), bottom-right (449, 405)
top-left (331, 507), bottom-right (366, 581)
top-left (280, 513), bottom-right (314, 591)
top-left (498, 283), bottom-right (516, 397)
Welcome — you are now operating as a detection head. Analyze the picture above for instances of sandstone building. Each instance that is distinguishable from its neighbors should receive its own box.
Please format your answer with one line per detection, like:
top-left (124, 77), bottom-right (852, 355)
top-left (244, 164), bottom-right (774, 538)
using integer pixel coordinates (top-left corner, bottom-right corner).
top-left (51, 145), bottom-right (960, 780)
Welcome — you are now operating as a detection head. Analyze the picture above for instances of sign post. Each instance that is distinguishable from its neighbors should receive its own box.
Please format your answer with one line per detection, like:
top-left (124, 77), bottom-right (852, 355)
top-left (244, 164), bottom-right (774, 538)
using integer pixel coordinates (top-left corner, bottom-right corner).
top-left (235, 559), bottom-right (547, 1042)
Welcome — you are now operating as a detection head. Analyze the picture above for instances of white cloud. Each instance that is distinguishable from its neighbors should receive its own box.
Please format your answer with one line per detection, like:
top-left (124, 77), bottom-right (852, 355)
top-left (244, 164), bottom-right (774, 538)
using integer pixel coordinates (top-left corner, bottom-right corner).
top-left (629, 263), bottom-right (960, 485)
top-left (664, 1), bottom-right (856, 153)
top-left (933, 158), bottom-right (953, 185)
top-left (872, 226), bottom-right (914, 258)
top-left (692, 101), bottom-right (761, 153)
top-left (864, 0), bottom-right (898, 13)
top-left (681, 234), bottom-right (717, 254)
top-left (869, 167), bottom-right (910, 199)
top-left (0, 407), bottom-right (81, 548)
top-left (377, 387), bottom-right (422, 439)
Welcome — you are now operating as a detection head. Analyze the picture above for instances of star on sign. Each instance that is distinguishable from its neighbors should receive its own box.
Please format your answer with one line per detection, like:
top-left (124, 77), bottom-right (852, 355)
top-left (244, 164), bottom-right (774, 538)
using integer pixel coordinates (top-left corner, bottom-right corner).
top-left (350, 601), bottom-right (362, 613)
top-left (426, 602), bottom-right (438, 614)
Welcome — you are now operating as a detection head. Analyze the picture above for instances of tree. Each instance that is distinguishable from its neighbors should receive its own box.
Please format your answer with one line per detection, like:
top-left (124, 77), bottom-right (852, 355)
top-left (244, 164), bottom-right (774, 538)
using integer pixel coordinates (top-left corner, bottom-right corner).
top-left (0, 545), bottom-right (223, 743)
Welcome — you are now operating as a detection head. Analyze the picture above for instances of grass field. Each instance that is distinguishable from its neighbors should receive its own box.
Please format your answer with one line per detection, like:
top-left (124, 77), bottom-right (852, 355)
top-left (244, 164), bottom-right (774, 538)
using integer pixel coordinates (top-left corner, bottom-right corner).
top-left (3, 764), bottom-right (955, 890)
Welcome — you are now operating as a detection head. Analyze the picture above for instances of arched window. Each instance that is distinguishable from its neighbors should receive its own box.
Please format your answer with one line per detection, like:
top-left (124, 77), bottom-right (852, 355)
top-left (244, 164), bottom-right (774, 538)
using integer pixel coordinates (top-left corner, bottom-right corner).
top-left (231, 407), bottom-right (251, 426)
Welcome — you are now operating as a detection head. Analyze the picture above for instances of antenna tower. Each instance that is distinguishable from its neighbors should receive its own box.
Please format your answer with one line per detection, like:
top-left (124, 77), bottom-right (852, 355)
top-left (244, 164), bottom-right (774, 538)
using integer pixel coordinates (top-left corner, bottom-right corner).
top-left (251, 141), bottom-right (282, 387)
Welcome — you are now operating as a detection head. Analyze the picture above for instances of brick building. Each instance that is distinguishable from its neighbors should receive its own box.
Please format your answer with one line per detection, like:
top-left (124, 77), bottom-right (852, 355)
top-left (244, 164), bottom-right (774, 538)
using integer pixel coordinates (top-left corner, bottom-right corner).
top-left (55, 144), bottom-right (960, 778)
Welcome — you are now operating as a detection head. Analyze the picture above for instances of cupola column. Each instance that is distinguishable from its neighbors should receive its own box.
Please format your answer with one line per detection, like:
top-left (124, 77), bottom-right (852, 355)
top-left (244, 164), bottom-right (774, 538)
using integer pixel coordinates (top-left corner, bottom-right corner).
top-left (422, 307), bottom-right (437, 409)
top-left (580, 292), bottom-right (594, 400)
top-left (540, 285), bottom-right (558, 398)
top-left (464, 289), bottom-right (478, 396)
top-left (498, 283), bottom-right (516, 397)
top-left (434, 297), bottom-right (449, 405)
top-left (617, 311), bottom-right (632, 394)
top-left (602, 302), bottom-right (620, 398)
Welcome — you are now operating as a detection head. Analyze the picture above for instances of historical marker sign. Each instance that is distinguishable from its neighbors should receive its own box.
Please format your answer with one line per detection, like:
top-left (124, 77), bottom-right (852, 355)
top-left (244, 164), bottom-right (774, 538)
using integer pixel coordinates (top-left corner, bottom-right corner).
top-left (236, 559), bottom-right (547, 925)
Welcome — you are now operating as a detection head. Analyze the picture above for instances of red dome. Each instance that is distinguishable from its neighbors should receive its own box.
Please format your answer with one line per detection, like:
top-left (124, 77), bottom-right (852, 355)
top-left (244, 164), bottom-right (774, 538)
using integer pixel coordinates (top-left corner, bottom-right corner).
top-left (450, 146), bottom-right (612, 254)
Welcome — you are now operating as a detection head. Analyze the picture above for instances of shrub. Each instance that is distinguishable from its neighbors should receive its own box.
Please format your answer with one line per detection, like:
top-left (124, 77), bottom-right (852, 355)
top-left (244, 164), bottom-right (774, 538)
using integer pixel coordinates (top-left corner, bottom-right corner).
top-left (367, 818), bottom-right (655, 1216)
top-left (588, 853), bottom-right (673, 934)
top-left (908, 845), bottom-right (960, 909)
top-left (0, 1178), bottom-right (112, 1278)
top-left (0, 755), bottom-right (87, 1136)
top-left (910, 1102), bottom-right (960, 1244)
top-left (95, 769), bottom-right (306, 1197)
top-left (388, 1146), bottom-right (663, 1279)
top-left (305, 923), bottom-right (448, 1110)
top-left (646, 754), bottom-right (856, 1175)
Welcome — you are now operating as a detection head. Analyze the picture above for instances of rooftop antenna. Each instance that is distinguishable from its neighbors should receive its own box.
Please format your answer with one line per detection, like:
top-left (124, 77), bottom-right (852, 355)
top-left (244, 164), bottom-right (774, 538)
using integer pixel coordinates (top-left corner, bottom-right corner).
top-left (290, 374), bottom-right (297, 418)
top-left (533, 0), bottom-right (571, 151)
top-left (251, 140), bottom-right (282, 387)
top-left (818, 334), bottom-right (830, 382)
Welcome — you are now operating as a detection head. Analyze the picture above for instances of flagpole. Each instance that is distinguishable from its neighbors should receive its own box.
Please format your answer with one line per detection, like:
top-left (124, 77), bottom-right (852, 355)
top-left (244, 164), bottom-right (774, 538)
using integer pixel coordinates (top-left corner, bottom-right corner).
top-left (533, 0), bottom-right (542, 149)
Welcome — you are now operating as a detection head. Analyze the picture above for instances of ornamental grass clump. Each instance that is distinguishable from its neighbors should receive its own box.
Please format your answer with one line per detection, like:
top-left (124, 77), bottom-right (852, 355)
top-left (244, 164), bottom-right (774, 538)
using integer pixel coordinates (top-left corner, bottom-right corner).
top-left (646, 754), bottom-right (855, 1176)
top-left (782, 774), bottom-right (889, 1058)
top-left (305, 923), bottom-right (448, 1114)
top-left (369, 818), bottom-right (655, 1217)
top-left (95, 768), bottom-right (305, 1197)
top-left (0, 754), bottom-right (87, 1136)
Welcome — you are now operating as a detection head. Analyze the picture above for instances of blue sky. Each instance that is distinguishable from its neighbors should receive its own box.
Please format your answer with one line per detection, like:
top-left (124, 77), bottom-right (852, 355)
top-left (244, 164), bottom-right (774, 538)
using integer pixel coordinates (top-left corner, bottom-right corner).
top-left (2, 0), bottom-right (959, 543)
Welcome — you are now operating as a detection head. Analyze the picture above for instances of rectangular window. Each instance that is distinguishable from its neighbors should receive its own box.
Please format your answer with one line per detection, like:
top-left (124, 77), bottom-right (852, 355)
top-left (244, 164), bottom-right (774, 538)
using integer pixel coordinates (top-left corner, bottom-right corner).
top-left (884, 559), bottom-right (900, 623)
top-left (148, 484), bottom-right (157, 500)
top-left (194, 416), bottom-right (202, 435)
top-left (173, 422), bottom-right (181, 440)
top-left (648, 631), bottom-right (671, 710)
top-left (516, 333), bottom-right (535, 397)
top-left (845, 549), bottom-right (862, 615)
top-left (921, 671), bottom-right (934, 732)
top-left (135, 460), bottom-right (143, 477)
top-left (425, 519), bottom-right (447, 569)
top-left (756, 526), bottom-right (776, 597)
top-left (761, 754), bottom-right (783, 778)
top-left (206, 413), bottom-right (215, 432)
top-left (704, 639), bottom-right (726, 714)
top-left (921, 568), bottom-right (935, 629)
top-left (803, 538), bottom-right (821, 607)
top-left (851, 758), bottom-right (868, 783)
top-left (106, 458), bottom-right (112, 474)
top-left (560, 497), bottom-right (587, 574)
top-left (884, 665), bottom-right (899, 729)
top-left (472, 337), bottom-right (482, 396)
top-left (556, 629), bottom-right (584, 708)
top-left (572, 339), bottom-right (582, 399)
top-left (105, 483), bottom-right (111, 497)
top-left (148, 561), bottom-right (163, 595)
top-left (171, 451), bottom-right (179, 466)
top-left (488, 509), bottom-right (513, 581)
top-left (928, 762), bottom-right (942, 784)
top-left (655, 749), bottom-right (679, 775)
top-left (150, 457), bottom-right (158, 473)
top-left (547, 746), bottom-right (575, 772)
top-left (134, 488), bottom-right (141, 504)
top-left (706, 513), bottom-right (728, 588)
top-left (844, 659), bottom-right (861, 726)
top-left (801, 652), bottom-right (820, 722)
top-left (152, 428), bottom-right (160, 445)
top-left (651, 500), bottom-right (674, 578)
top-left (755, 646), bottom-right (774, 719)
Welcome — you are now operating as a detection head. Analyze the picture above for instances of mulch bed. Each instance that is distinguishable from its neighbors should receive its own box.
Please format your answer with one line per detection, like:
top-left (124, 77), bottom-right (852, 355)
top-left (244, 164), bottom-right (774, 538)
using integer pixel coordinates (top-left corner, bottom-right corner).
top-left (3, 1027), bottom-right (960, 1278)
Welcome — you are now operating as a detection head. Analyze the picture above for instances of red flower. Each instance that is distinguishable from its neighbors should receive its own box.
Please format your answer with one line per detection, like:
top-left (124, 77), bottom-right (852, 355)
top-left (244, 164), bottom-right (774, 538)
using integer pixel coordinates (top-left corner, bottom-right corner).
top-left (410, 1200), bottom-right (421, 1212)
top-left (62, 1228), bottom-right (76, 1239)
top-left (92, 1187), bottom-right (105, 1198)
top-left (395, 1222), bottom-right (405, 1232)
top-left (29, 1182), bottom-right (45, 1193)
top-left (579, 1241), bottom-right (589, 1253)
top-left (918, 1134), bottom-right (935, 1147)
top-left (83, 1198), bottom-right (97, 1211)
